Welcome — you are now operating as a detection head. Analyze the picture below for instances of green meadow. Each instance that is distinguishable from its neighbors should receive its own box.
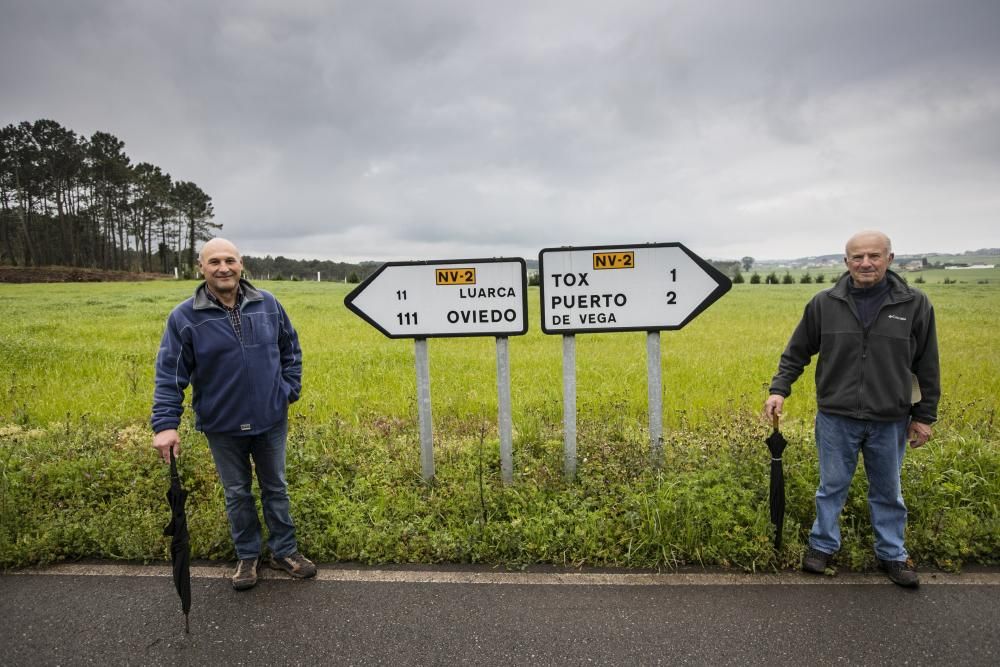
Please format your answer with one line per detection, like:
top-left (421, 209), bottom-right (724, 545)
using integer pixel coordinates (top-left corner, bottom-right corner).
top-left (1, 279), bottom-right (997, 571)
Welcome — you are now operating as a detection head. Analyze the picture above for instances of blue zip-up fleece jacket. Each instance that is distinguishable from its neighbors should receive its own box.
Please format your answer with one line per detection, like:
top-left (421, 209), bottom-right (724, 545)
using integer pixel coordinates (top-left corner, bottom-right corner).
top-left (769, 270), bottom-right (940, 424)
top-left (151, 280), bottom-right (302, 436)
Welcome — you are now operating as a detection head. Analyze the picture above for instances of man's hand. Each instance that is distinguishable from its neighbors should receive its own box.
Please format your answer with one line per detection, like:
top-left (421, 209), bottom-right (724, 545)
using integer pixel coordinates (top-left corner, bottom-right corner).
top-left (764, 394), bottom-right (785, 422)
top-left (153, 429), bottom-right (181, 463)
top-left (908, 421), bottom-right (932, 448)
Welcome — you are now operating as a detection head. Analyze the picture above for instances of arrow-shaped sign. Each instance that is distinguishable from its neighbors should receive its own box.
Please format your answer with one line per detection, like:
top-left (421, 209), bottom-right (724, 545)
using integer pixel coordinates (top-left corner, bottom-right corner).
top-left (539, 243), bottom-right (731, 334)
top-left (345, 258), bottom-right (528, 339)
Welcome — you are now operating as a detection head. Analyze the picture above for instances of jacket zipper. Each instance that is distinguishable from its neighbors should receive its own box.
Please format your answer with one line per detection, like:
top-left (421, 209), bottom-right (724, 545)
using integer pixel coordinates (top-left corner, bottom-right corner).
top-left (239, 300), bottom-right (254, 430)
top-left (859, 327), bottom-right (868, 418)
top-left (850, 289), bottom-right (913, 418)
top-left (839, 290), bottom-right (880, 418)
top-left (210, 299), bottom-right (254, 432)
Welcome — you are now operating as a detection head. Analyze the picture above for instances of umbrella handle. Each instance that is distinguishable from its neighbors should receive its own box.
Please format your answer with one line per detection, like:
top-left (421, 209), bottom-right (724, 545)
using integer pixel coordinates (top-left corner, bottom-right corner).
top-left (771, 414), bottom-right (779, 431)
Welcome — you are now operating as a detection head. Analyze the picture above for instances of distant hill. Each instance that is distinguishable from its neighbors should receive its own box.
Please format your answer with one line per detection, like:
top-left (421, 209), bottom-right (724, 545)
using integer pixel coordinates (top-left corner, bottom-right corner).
top-left (752, 249), bottom-right (999, 270)
top-left (240, 249), bottom-right (997, 282)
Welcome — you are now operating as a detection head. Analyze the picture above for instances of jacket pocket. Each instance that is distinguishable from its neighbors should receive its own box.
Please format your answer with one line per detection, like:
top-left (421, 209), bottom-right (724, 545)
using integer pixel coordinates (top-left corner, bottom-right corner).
top-left (866, 332), bottom-right (914, 417)
top-left (242, 311), bottom-right (279, 346)
top-left (815, 331), bottom-right (861, 410)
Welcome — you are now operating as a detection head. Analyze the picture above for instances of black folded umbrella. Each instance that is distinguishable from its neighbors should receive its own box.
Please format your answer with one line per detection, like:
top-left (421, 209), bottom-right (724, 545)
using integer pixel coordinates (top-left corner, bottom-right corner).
top-left (765, 415), bottom-right (788, 551)
top-left (163, 449), bottom-right (191, 633)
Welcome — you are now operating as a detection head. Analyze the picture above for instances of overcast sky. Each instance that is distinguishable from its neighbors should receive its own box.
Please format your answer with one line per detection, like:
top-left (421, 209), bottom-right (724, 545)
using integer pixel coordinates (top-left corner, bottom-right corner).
top-left (3, 0), bottom-right (998, 262)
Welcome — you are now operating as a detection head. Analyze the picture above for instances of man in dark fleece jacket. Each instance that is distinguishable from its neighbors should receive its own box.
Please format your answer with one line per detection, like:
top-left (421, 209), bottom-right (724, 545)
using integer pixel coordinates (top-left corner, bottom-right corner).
top-left (152, 238), bottom-right (316, 591)
top-left (764, 230), bottom-right (939, 587)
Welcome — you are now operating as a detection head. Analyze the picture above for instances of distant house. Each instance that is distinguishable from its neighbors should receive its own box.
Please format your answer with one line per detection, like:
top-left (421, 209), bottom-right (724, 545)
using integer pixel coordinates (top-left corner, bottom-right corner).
top-left (944, 264), bottom-right (996, 270)
top-left (902, 260), bottom-right (923, 271)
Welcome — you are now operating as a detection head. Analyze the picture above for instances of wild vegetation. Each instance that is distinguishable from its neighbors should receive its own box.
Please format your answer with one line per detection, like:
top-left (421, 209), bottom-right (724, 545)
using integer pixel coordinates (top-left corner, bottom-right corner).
top-left (1, 280), bottom-right (997, 571)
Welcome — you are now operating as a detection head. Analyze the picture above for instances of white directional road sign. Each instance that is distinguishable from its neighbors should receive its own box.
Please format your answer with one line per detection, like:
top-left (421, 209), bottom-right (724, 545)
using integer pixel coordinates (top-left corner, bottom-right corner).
top-left (345, 258), bottom-right (528, 339)
top-left (539, 243), bottom-right (731, 334)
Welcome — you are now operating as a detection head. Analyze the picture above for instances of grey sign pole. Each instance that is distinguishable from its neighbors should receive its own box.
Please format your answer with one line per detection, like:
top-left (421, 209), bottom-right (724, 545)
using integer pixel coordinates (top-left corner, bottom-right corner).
top-left (647, 331), bottom-right (663, 464)
top-left (496, 336), bottom-right (513, 484)
top-left (562, 334), bottom-right (577, 479)
top-left (414, 338), bottom-right (435, 481)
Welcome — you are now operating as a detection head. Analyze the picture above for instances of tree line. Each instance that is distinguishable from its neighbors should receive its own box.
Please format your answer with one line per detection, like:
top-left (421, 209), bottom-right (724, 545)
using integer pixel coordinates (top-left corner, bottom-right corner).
top-left (241, 255), bottom-right (377, 283)
top-left (0, 119), bottom-right (218, 273)
top-left (734, 270), bottom-right (832, 284)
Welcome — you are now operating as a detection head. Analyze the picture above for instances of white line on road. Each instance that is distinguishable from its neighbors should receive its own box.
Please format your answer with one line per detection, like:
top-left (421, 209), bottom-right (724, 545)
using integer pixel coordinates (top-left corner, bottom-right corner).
top-left (8, 563), bottom-right (1000, 586)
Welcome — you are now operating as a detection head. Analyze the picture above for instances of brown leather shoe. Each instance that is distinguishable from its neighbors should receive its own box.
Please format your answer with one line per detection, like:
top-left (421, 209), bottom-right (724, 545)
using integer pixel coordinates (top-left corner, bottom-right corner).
top-left (802, 548), bottom-right (832, 574)
top-left (268, 552), bottom-right (317, 579)
top-left (878, 558), bottom-right (919, 588)
top-left (232, 556), bottom-right (260, 591)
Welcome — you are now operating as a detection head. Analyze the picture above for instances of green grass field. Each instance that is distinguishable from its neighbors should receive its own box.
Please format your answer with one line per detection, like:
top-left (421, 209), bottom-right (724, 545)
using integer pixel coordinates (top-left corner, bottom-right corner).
top-left (1, 280), bottom-right (997, 571)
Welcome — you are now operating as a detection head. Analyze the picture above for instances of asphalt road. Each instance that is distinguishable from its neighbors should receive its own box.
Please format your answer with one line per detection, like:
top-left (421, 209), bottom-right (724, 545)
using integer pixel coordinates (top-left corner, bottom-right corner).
top-left (2, 563), bottom-right (998, 666)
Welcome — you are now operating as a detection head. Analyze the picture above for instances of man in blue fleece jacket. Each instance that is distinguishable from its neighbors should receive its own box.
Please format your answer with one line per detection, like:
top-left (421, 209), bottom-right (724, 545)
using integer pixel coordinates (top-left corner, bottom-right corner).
top-left (152, 238), bottom-right (316, 590)
top-left (764, 230), bottom-right (939, 587)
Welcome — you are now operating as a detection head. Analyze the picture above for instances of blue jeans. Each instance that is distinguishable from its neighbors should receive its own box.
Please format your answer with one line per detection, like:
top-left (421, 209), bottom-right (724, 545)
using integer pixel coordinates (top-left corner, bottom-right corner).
top-left (810, 411), bottom-right (910, 561)
top-left (206, 419), bottom-right (297, 560)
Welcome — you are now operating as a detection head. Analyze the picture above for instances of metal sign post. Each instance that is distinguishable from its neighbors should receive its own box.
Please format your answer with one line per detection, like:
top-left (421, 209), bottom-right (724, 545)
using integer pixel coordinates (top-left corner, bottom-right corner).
top-left (415, 338), bottom-right (434, 480)
top-left (496, 337), bottom-right (513, 483)
top-left (647, 331), bottom-right (663, 464)
top-left (539, 243), bottom-right (731, 475)
top-left (346, 258), bottom-right (528, 481)
top-left (562, 334), bottom-right (577, 479)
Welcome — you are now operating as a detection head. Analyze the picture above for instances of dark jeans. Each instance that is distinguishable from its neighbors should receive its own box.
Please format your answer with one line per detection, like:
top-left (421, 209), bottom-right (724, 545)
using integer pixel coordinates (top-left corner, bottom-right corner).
top-left (206, 418), bottom-right (297, 560)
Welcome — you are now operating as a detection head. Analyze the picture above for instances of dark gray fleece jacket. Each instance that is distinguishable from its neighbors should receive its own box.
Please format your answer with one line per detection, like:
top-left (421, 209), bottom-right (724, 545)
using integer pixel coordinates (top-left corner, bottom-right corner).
top-left (769, 270), bottom-right (940, 424)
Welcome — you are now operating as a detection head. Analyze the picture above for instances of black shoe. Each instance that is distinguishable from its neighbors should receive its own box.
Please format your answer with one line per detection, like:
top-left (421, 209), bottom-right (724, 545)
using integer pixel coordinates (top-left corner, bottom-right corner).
top-left (802, 548), bottom-right (832, 574)
top-left (878, 559), bottom-right (919, 588)
top-left (232, 556), bottom-right (260, 591)
top-left (269, 552), bottom-right (317, 579)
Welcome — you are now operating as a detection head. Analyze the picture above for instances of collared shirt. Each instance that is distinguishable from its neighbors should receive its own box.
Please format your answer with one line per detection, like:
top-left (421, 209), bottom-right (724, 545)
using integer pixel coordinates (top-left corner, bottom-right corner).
top-left (206, 285), bottom-right (245, 342)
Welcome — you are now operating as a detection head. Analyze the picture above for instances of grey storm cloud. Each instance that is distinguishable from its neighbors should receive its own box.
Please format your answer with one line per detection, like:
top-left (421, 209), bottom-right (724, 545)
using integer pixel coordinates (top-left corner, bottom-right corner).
top-left (2, 0), bottom-right (999, 261)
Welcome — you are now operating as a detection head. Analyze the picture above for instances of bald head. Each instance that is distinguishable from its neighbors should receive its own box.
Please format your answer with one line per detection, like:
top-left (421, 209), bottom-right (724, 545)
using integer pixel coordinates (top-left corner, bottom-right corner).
top-left (199, 237), bottom-right (241, 264)
top-left (845, 230), bottom-right (892, 258)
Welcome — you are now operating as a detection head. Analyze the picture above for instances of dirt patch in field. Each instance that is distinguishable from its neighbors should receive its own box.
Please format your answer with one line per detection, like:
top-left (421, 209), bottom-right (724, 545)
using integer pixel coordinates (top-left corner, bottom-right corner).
top-left (0, 266), bottom-right (172, 283)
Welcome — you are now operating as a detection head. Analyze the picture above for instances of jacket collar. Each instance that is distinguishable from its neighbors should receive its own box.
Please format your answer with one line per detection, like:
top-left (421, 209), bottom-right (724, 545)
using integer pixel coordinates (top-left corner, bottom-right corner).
top-left (829, 269), bottom-right (912, 304)
top-left (193, 279), bottom-right (263, 310)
